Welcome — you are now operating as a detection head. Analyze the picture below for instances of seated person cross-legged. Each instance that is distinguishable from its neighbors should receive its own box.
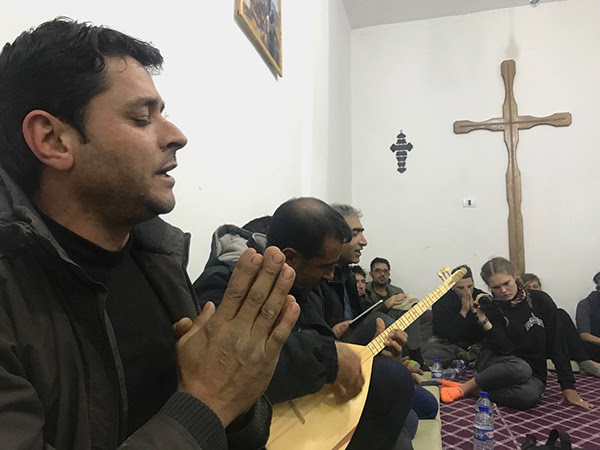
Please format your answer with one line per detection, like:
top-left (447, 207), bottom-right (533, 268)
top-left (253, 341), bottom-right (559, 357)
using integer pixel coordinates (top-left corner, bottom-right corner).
top-left (576, 272), bottom-right (600, 363)
top-left (423, 264), bottom-right (485, 368)
top-left (520, 273), bottom-right (600, 377)
top-left (440, 257), bottom-right (590, 411)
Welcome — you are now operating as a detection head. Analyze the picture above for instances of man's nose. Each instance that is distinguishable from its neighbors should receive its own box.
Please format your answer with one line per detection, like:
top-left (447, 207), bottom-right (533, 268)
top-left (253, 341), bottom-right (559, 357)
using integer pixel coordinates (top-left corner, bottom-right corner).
top-left (161, 118), bottom-right (188, 153)
top-left (359, 234), bottom-right (368, 247)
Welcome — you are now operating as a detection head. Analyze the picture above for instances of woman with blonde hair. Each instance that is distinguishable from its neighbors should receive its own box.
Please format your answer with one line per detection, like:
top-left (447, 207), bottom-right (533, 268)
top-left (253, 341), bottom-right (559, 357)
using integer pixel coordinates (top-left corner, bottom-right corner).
top-left (440, 257), bottom-right (589, 410)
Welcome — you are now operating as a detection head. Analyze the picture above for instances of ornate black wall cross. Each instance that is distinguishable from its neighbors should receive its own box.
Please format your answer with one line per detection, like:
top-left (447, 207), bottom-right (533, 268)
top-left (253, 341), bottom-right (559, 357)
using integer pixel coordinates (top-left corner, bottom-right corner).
top-left (390, 131), bottom-right (413, 173)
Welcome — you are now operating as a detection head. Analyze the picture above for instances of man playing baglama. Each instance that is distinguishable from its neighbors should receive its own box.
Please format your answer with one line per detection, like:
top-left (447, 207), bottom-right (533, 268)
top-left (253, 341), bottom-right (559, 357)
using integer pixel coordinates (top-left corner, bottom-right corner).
top-left (422, 264), bottom-right (485, 367)
top-left (0, 18), bottom-right (299, 449)
top-left (195, 198), bottom-right (416, 450)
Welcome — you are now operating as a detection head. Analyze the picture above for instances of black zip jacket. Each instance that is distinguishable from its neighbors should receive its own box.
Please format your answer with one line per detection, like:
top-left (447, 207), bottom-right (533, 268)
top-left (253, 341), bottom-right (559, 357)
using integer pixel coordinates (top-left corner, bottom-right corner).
top-left (483, 290), bottom-right (575, 390)
top-left (0, 170), bottom-right (270, 449)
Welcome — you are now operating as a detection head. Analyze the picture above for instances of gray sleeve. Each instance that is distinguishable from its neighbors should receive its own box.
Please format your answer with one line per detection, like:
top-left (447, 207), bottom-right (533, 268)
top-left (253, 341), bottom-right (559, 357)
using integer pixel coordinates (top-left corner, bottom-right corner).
top-left (576, 298), bottom-right (592, 334)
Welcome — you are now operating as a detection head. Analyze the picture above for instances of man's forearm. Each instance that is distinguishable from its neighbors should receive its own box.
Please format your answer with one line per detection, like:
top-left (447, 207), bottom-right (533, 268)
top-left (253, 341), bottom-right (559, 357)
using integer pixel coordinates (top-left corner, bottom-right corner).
top-left (580, 332), bottom-right (600, 345)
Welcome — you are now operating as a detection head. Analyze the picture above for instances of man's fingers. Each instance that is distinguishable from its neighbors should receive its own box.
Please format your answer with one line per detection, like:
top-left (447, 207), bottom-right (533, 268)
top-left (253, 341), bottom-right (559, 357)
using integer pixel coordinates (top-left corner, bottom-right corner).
top-left (412, 373), bottom-right (422, 385)
top-left (214, 248), bottom-right (262, 322)
top-left (265, 296), bottom-right (300, 356)
top-left (374, 317), bottom-right (386, 338)
top-left (252, 263), bottom-right (296, 337)
top-left (172, 317), bottom-right (193, 340)
top-left (389, 329), bottom-right (408, 347)
top-left (332, 320), bottom-right (351, 339)
top-left (236, 247), bottom-right (287, 325)
top-left (384, 339), bottom-right (403, 358)
top-left (178, 303), bottom-right (216, 346)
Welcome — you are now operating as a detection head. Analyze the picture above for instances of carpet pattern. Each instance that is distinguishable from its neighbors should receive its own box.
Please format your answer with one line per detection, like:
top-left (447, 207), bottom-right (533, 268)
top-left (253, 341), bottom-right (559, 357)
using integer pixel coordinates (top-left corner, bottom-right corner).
top-left (440, 370), bottom-right (600, 449)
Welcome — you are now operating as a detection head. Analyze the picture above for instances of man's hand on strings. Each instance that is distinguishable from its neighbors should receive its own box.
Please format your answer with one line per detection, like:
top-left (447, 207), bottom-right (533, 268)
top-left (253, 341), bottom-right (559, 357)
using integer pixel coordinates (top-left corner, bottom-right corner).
top-left (374, 317), bottom-right (406, 359)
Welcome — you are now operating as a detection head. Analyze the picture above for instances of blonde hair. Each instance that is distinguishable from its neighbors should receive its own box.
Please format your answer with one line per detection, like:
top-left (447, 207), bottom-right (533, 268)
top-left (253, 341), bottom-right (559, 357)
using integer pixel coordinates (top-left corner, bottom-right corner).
top-left (480, 257), bottom-right (531, 307)
top-left (480, 257), bottom-right (518, 285)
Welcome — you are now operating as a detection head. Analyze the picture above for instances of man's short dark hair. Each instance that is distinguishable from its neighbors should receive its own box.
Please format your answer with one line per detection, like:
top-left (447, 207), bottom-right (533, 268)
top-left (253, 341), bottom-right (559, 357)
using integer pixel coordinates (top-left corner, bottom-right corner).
top-left (267, 198), bottom-right (352, 259)
top-left (452, 264), bottom-right (473, 279)
top-left (350, 265), bottom-right (366, 278)
top-left (0, 17), bottom-right (163, 195)
top-left (243, 216), bottom-right (272, 234)
top-left (370, 257), bottom-right (390, 271)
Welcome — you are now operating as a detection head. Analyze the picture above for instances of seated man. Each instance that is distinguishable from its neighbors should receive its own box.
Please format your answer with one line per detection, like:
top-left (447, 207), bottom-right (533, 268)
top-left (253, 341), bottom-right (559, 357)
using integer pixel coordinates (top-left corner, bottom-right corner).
top-left (423, 265), bottom-right (485, 367)
top-left (351, 264), bottom-right (368, 299)
top-left (365, 257), bottom-right (425, 366)
top-left (0, 19), bottom-right (298, 449)
top-left (576, 272), bottom-right (600, 362)
top-left (195, 198), bottom-right (415, 450)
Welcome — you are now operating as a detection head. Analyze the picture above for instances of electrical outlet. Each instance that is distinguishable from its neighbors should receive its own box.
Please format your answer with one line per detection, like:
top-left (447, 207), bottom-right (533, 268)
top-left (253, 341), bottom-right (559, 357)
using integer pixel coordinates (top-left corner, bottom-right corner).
top-left (462, 198), bottom-right (476, 208)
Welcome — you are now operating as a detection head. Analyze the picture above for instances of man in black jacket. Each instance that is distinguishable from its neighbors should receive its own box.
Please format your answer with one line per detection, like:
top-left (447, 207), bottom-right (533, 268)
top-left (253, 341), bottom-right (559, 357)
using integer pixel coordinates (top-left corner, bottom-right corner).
top-left (195, 198), bottom-right (415, 449)
top-left (0, 18), bottom-right (298, 449)
top-left (266, 198), bottom-right (415, 450)
top-left (423, 264), bottom-right (486, 367)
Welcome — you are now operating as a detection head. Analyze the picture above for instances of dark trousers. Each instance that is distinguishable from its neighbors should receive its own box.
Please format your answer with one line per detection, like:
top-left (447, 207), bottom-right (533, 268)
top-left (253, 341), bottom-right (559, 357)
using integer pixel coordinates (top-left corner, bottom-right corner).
top-left (558, 308), bottom-right (592, 362)
top-left (412, 384), bottom-right (438, 420)
top-left (475, 351), bottom-right (545, 410)
top-left (348, 358), bottom-right (415, 450)
top-left (583, 340), bottom-right (600, 361)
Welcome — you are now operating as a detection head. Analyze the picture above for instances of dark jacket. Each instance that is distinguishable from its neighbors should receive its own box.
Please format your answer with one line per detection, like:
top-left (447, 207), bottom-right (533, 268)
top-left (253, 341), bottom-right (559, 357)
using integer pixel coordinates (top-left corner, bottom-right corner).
top-left (483, 290), bottom-right (575, 390)
top-left (0, 171), bottom-right (269, 449)
top-left (193, 226), bottom-right (338, 404)
top-left (432, 287), bottom-right (486, 346)
top-left (321, 265), bottom-right (370, 328)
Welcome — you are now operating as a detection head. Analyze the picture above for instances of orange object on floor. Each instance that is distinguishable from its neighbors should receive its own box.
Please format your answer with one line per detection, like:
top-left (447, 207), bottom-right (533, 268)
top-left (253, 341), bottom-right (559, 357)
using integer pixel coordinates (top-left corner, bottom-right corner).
top-left (441, 379), bottom-right (461, 388)
top-left (440, 386), bottom-right (464, 403)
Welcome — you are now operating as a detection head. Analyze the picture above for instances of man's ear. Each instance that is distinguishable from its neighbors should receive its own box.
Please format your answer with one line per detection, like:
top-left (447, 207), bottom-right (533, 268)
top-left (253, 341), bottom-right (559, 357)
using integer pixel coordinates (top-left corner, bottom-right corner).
top-left (22, 110), bottom-right (77, 171)
top-left (281, 248), bottom-right (299, 265)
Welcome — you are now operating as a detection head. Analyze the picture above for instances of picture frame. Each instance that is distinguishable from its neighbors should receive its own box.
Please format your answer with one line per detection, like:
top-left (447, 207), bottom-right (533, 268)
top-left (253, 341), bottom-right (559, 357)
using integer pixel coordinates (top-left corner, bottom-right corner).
top-left (236, 0), bottom-right (283, 76)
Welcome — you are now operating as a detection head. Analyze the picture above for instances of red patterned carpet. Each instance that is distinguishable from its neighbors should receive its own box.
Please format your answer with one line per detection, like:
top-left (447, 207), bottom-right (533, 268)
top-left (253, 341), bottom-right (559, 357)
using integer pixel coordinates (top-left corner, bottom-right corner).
top-left (440, 370), bottom-right (600, 449)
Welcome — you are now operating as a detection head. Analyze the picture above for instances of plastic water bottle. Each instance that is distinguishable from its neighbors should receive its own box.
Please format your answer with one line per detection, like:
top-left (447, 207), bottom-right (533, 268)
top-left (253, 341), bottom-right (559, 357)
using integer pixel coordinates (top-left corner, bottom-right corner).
top-left (451, 359), bottom-right (467, 377)
top-left (475, 391), bottom-right (494, 412)
top-left (473, 405), bottom-right (494, 449)
top-left (441, 359), bottom-right (467, 379)
top-left (431, 358), bottom-right (443, 381)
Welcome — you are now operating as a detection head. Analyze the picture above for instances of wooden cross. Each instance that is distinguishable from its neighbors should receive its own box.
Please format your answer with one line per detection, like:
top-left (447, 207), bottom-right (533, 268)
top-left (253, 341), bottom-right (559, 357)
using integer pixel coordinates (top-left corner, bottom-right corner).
top-left (454, 60), bottom-right (571, 273)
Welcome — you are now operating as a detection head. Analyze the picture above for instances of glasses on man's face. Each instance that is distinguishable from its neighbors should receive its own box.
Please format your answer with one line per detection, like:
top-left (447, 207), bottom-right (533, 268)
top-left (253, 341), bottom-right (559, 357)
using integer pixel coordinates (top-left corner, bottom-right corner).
top-left (372, 269), bottom-right (389, 275)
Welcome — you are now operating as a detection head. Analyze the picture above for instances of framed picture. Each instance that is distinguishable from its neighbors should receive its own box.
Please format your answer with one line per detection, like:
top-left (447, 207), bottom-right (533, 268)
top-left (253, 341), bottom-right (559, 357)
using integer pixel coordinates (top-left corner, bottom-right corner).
top-left (236, 0), bottom-right (282, 76)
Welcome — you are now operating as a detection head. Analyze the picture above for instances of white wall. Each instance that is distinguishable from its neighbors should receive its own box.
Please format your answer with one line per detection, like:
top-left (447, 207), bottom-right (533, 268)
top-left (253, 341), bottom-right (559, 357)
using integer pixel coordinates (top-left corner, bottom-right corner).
top-left (0, 0), bottom-right (352, 279)
top-left (351, 0), bottom-right (600, 318)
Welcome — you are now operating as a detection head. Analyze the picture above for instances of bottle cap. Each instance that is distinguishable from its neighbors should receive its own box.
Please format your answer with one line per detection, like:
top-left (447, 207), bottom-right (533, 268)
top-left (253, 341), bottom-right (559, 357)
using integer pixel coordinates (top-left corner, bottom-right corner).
top-left (480, 391), bottom-right (489, 397)
top-left (479, 405), bottom-right (489, 412)
top-left (434, 359), bottom-right (441, 363)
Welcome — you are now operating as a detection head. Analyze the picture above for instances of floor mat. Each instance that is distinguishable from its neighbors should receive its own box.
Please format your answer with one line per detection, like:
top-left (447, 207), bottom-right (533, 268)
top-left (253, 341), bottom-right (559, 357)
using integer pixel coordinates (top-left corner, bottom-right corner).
top-left (440, 370), bottom-right (600, 449)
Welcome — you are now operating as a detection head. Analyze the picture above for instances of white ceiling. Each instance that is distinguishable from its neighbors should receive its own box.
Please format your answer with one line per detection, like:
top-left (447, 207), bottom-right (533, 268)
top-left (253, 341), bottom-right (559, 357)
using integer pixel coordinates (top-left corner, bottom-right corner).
top-left (341, 0), bottom-right (567, 29)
